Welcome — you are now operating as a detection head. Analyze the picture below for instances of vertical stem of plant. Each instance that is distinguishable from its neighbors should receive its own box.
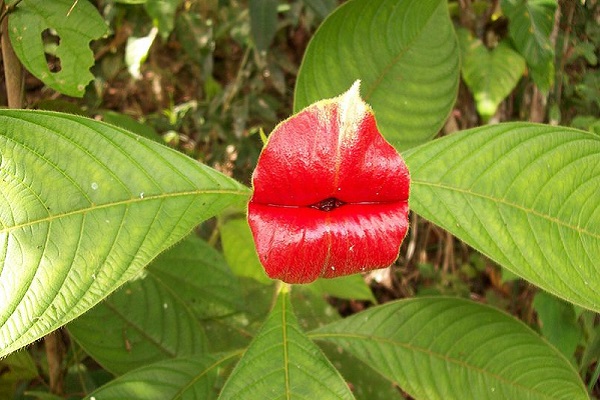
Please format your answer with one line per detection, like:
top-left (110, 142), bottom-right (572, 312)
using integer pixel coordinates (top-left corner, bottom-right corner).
top-left (0, 1), bottom-right (24, 109)
top-left (45, 330), bottom-right (65, 395)
top-left (529, 4), bottom-right (562, 123)
top-left (554, 0), bottom-right (576, 116)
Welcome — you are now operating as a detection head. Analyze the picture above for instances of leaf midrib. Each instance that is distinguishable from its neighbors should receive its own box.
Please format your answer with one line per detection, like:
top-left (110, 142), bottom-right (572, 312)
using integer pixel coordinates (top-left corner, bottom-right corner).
top-left (411, 180), bottom-right (599, 240)
top-left (309, 331), bottom-right (582, 399)
top-left (0, 189), bottom-right (250, 235)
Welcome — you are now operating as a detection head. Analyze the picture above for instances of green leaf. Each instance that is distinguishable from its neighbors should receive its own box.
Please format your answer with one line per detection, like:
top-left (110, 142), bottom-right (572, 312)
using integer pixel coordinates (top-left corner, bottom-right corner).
top-left (533, 291), bottom-right (581, 361)
top-left (8, 0), bottom-right (108, 97)
top-left (0, 350), bottom-right (38, 398)
top-left (87, 353), bottom-right (239, 400)
top-left (459, 31), bottom-right (526, 121)
top-left (404, 123), bottom-right (600, 312)
top-left (249, 0), bottom-right (278, 53)
top-left (69, 234), bottom-right (238, 375)
top-left (68, 271), bottom-right (207, 375)
top-left (0, 110), bottom-right (249, 358)
top-left (218, 287), bottom-right (355, 400)
top-left (311, 297), bottom-right (589, 400)
top-left (302, 0), bottom-right (338, 20)
top-left (501, 0), bottom-right (557, 92)
top-left (220, 217), bottom-right (271, 284)
top-left (148, 235), bottom-right (243, 319)
top-left (307, 275), bottom-right (376, 303)
top-left (294, 0), bottom-right (459, 150)
top-left (145, 0), bottom-right (184, 40)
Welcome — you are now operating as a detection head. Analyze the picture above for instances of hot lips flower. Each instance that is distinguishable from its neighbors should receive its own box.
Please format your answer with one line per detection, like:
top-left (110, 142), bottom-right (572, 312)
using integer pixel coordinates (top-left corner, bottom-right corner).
top-left (248, 81), bottom-right (410, 284)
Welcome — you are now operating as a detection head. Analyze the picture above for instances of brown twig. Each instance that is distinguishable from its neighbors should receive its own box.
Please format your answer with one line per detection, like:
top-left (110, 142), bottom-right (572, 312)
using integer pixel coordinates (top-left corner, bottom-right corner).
top-left (1, 0), bottom-right (24, 108)
top-left (45, 330), bottom-right (65, 395)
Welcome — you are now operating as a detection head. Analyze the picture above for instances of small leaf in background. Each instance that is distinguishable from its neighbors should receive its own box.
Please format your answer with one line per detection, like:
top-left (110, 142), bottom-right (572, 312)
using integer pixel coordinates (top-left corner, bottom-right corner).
top-left (404, 123), bottom-right (600, 313)
top-left (148, 235), bottom-right (243, 319)
top-left (145, 0), bottom-right (184, 40)
top-left (295, 0), bottom-right (459, 150)
top-left (100, 110), bottom-right (163, 143)
top-left (0, 351), bottom-right (38, 399)
top-left (0, 110), bottom-right (249, 357)
top-left (249, 0), bottom-right (278, 54)
top-left (125, 26), bottom-right (159, 79)
top-left (311, 297), bottom-right (589, 399)
top-left (301, 0), bottom-right (338, 20)
top-left (533, 291), bottom-right (582, 362)
top-left (458, 29), bottom-right (526, 121)
top-left (307, 275), bottom-right (376, 303)
top-left (175, 13), bottom-right (215, 71)
top-left (86, 354), bottom-right (238, 400)
top-left (501, 0), bottom-right (557, 92)
top-left (220, 217), bottom-right (272, 284)
top-left (218, 287), bottom-right (355, 400)
top-left (8, 0), bottom-right (109, 97)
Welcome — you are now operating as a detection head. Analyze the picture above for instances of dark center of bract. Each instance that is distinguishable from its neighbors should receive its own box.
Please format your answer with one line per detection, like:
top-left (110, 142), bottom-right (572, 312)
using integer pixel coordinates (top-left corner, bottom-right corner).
top-left (310, 197), bottom-right (345, 212)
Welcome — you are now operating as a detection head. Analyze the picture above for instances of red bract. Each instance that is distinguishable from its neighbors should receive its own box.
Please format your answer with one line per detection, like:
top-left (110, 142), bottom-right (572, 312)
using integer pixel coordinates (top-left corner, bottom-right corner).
top-left (248, 81), bottom-right (410, 284)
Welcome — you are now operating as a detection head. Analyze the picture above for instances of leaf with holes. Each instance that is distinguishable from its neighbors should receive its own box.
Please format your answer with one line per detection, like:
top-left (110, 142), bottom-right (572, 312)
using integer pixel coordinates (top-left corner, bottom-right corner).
top-left (404, 123), bottom-right (600, 312)
top-left (294, 0), bottom-right (459, 150)
top-left (311, 297), bottom-right (589, 400)
top-left (218, 287), bottom-right (355, 400)
top-left (8, 0), bottom-right (108, 97)
top-left (0, 110), bottom-right (249, 357)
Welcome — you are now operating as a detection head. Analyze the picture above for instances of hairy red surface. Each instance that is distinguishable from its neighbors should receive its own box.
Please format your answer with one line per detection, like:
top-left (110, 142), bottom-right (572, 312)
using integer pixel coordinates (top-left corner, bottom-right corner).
top-left (248, 82), bottom-right (410, 283)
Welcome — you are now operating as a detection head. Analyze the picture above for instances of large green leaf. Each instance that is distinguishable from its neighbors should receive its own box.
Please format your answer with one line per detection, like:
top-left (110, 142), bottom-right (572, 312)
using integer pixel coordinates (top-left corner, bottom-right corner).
top-left (459, 30), bottom-right (526, 121)
top-left (294, 0), bottom-right (459, 150)
top-left (0, 110), bottom-right (249, 357)
top-left (87, 353), bottom-right (239, 399)
top-left (8, 0), bottom-right (108, 97)
top-left (68, 271), bottom-right (207, 375)
top-left (311, 297), bottom-right (589, 400)
top-left (404, 123), bottom-right (600, 312)
top-left (501, 0), bottom-right (556, 92)
top-left (218, 287), bottom-right (355, 400)
top-left (69, 235), bottom-right (242, 374)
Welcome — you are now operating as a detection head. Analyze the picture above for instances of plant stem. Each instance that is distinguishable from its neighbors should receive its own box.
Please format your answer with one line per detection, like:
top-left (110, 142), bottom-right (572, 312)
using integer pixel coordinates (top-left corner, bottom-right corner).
top-left (1, 0), bottom-right (24, 108)
top-left (45, 330), bottom-right (65, 395)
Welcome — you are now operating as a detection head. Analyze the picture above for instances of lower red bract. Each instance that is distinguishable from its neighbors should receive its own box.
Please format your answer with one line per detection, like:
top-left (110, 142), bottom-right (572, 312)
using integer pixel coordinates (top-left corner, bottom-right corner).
top-left (247, 81), bottom-right (410, 284)
top-left (248, 202), bottom-right (409, 283)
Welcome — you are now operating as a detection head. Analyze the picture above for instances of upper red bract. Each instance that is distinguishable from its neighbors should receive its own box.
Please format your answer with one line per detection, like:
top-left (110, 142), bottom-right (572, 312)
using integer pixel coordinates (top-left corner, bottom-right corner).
top-left (248, 82), bottom-right (410, 283)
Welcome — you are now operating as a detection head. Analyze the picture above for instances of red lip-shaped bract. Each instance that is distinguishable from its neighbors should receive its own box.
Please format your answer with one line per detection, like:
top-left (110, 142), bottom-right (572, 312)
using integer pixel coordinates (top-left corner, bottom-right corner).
top-left (248, 82), bottom-right (410, 284)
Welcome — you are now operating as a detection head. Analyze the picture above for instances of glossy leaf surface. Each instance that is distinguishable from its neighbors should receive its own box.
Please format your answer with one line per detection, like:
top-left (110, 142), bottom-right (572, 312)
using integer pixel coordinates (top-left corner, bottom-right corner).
top-left (218, 288), bottom-right (355, 400)
top-left (405, 123), bottom-right (600, 312)
top-left (8, 0), bottom-right (108, 97)
top-left (295, 0), bottom-right (459, 149)
top-left (311, 297), bottom-right (589, 399)
top-left (249, 83), bottom-right (410, 283)
top-left (0, 110), bottom-right (249, 357)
